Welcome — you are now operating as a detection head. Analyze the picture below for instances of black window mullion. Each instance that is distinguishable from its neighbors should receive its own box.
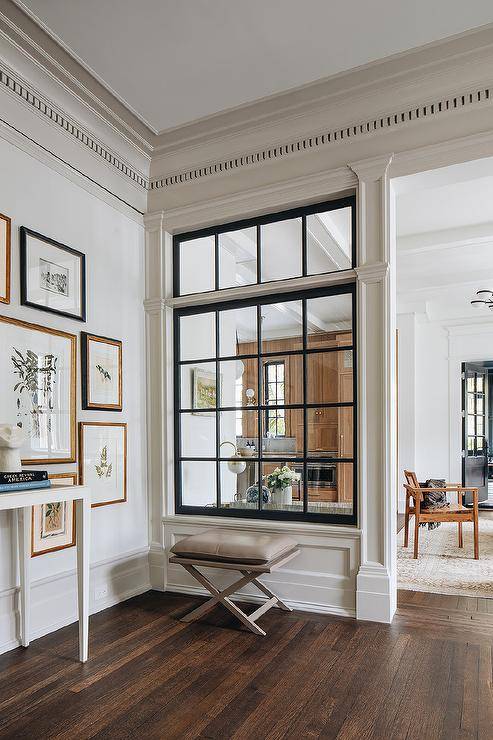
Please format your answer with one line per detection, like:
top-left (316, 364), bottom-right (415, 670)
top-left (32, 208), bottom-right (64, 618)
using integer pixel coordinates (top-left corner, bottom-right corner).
top-left (256, 224), bottom-right (261, 285)
top-left (302, 298), bottom-right (308, 515)
top-left (215, 310), bottom-right (220, 508)
top-left (302, 214), bottom-right (307, 277)
top-left (257, 304), bottom-right (263, 511)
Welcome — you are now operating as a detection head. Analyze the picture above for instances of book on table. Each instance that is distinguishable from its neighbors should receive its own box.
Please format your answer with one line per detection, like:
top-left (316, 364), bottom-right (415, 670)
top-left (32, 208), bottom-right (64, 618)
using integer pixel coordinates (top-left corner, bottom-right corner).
top-left (0, 479), bottom-right (51, 493)
top-left (0, 471), bottom-right (48, 485)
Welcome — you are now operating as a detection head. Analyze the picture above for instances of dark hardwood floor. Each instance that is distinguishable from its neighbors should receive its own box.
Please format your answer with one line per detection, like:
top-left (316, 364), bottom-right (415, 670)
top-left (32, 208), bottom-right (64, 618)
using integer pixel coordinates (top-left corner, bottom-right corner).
top-left (0, 589), bottom-right (492, 739)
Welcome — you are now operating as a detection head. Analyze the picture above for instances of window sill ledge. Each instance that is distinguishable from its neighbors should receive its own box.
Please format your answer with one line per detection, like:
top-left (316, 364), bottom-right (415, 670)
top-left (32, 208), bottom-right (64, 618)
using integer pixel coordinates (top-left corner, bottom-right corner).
top-left (162, 513), bottom-right (361, 539)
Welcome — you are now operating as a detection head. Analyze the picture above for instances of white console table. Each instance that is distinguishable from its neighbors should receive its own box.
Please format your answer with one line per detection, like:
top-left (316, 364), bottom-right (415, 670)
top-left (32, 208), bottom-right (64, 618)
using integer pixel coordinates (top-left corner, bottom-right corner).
top-left (1, 484), bottom-right (91, 662)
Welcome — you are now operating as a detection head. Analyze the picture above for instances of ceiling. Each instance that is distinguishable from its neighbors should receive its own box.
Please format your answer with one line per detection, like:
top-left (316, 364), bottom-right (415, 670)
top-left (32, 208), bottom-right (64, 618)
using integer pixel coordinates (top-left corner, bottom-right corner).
top-left (395, 158), bottom-right (493, 321)
top-left (16, 0), bottom-right (493, 133)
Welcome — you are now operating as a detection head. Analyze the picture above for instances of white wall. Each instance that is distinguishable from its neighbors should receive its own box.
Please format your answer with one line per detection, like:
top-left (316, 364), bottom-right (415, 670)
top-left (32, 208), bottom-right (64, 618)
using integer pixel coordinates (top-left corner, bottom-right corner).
top-left (397, 313), bottom-right (493, 509)
top-left (0, 136), bottom-right (149, 654)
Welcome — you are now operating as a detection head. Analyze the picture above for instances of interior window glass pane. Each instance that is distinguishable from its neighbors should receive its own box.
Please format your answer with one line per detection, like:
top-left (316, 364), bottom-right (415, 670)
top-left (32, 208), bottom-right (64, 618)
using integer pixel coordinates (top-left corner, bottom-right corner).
top-left (219, 305), bottom-right (257, 357)
top-left (180, 361), bottom-right (216, 410)
top-left (220, 460), bottom-right (259, 510)
top-left (180, 312), bottom-right (216, 361)
top-left (180, 236), bottom-right (215, 295)
top-left (261, 462), bottom-right (303, 511)
top-left (307, 207), bottom-right (352, 275)
top-left (467, 415), bottom-right (476, 435)
top-left (180, 413), bottom-right (216, 457)
top-left (219, 358), bottom-right (258, 408)
top-left (477, 416), bottom-right (484, 436)
top-left (261, 355), bottom-right (302, 405)
top-left (219, 227), bottom-right (257, 289)
top-left (477, 396), bottom-right (484, 414)
top-left (307, 463), bottom-right (353, 514)
top-left (262, 408), bottom-right (301, 458)
top-left (220, 409), bottom-right (258, 457)
top-left (477, 375), bottom-right (484, 392)
top-left (307, 352), bottom-right (353, 404)
top-left (307, 294), bottom-right (352, 349)
top-left (307, 407), bottom-right (353, 457)
top-left (181, 461), bottom-right (216, 507)
top-left (467, 377), bottom-right (474, 392)
top-left (261, 218), bottom-right (302, 282)
top-left (467, 394), bottom-right (475, 414)
top-left (477, 436), bottom-right (485, 453)
top-left (467, 436), bottom-right (475, 454)
top-left (260, 300), bottom-right (303, 353)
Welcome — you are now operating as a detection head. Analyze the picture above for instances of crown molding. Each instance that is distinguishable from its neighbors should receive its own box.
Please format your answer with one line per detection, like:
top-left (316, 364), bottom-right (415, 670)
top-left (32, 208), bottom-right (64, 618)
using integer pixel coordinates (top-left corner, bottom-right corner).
top-left (150, 82), bottom-right (492, 192)
top-left (152, 23), bottom-right (493, 155)
top-left (2, 0), bottom-right (155, 150)
top-left (0, 57), bottom-right (150, 191)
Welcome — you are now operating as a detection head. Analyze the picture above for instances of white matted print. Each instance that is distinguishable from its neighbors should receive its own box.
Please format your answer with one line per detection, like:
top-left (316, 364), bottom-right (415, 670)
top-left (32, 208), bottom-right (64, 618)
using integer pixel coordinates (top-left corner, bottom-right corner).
top-left (0, 316), bottom-right (76, 464)
top-left (31, 473), bottom-right (77, 557)
top-left (79, 422), bottom-right (127, 507)
top-left (81, 333), bottom-right (122, 410)
top-left (20, 227), bottom-right (86, 321)
top-left (0, 213), bottom-right (11, 304)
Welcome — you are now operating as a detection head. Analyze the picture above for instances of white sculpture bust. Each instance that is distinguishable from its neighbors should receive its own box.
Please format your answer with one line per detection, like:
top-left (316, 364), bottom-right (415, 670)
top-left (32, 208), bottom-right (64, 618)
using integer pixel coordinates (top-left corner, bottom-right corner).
top-left (0, 425), bottom-right (27, 472)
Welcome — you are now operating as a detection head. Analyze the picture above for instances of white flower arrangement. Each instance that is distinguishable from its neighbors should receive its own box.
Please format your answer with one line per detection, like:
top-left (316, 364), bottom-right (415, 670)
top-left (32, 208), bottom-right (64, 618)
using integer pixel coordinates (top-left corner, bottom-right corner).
top-left (265, 465), bottom-right (301, 491)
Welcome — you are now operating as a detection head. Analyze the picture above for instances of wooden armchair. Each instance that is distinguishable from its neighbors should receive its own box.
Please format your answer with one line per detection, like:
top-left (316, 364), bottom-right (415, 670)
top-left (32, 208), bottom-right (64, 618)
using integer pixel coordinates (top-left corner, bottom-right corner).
top-left (403, 470), bottom-right (479, 559)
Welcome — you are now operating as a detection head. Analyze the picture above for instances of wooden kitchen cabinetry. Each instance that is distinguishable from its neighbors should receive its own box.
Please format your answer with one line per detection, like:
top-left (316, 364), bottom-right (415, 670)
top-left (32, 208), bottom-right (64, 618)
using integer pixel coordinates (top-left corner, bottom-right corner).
top-left (238, 330), bottom-right (353, 502)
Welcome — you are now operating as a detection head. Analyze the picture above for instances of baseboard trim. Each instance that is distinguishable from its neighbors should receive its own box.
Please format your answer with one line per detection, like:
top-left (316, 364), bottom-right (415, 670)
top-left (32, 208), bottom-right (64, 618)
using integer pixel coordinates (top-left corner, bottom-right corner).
top-left (166, 584), bottom-right (356, 619)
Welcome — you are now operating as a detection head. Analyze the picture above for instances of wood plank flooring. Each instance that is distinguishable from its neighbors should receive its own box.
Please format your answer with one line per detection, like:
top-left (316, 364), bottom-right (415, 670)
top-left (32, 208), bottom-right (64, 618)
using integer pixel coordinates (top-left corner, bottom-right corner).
top-left (0, 589), bottom-right (492, 739)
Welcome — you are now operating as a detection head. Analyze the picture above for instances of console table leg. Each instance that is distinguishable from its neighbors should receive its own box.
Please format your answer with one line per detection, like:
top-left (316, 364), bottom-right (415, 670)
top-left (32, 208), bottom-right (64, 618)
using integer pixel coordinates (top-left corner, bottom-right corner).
top-left (76, 498), bottom-right (90, 662)
top-left (18, 506), bottom-right (31, 648)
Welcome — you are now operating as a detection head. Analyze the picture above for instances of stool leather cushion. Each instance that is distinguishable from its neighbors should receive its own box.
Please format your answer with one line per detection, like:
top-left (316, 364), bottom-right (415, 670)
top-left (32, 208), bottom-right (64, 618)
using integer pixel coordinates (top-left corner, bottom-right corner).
top-left (171, 529), bottom-right (297, 564)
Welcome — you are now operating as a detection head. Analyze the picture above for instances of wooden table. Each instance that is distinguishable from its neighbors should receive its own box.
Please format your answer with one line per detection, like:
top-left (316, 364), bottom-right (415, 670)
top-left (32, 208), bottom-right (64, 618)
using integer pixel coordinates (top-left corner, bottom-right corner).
top-left (0, 484), bottom-right (91, 662)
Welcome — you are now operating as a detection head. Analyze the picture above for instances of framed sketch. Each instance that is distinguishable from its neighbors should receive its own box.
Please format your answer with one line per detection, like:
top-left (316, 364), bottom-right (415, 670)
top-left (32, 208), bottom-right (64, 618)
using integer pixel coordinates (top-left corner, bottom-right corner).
top-left (0, 213), bottom-right (11, 304)
top-left (192, 368), bottom-right (220, 416)
top-left (0, 316), bottom-right (76, 464)
top-left (79, 422), bottom-right (127, 508)
top-left (31, 472), bottom-right (77, 557)
top-left (20, 227), bottom-right (86, 321)
top-left (81, 332), bottom-right (122, 411)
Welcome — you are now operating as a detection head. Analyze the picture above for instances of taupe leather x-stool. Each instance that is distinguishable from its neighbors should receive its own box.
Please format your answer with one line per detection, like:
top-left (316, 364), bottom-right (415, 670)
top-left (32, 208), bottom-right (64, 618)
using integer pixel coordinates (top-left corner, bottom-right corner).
top-left (170, 529), bottom-right (299, 636)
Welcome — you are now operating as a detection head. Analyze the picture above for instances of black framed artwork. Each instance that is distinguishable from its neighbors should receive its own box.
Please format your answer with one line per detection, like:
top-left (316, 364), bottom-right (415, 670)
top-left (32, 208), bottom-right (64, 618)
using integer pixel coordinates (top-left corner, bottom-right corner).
top-left (20, 227), bottom-right (86, 321)
top-left (81, 332), bottom-right (123, 411)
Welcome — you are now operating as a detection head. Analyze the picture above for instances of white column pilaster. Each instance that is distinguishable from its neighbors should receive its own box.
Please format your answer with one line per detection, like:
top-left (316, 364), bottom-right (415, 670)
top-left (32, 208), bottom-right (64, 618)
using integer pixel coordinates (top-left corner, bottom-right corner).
top-left (144, 211), bottom-right (173, 591)
top-left (350, 154), bottom-right (397, 622)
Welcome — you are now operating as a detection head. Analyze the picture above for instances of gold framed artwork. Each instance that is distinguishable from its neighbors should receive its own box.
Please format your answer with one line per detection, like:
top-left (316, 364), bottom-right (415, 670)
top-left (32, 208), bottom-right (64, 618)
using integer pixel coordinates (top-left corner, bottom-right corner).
top-left (81, 332), bottom-right (122, 411)
top-left (0, 315), bottom-right (77, 465)
top-left (31, 472), bottom-right (77, 557)
top-left (79, 422), bottom-right (127, 508)
top-left (0, 212), bottom-right (11, 304)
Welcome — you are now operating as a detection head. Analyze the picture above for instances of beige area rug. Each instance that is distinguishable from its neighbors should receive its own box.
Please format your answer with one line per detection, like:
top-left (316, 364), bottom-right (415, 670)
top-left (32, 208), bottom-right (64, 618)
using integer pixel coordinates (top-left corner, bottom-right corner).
top-left (397, 514), bottom-right (493, 598)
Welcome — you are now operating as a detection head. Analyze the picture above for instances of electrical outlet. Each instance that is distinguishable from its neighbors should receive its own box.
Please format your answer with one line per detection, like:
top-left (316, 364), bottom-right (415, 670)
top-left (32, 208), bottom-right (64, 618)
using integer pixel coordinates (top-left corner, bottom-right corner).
top-left (95, 584), bottom-right (108, 600)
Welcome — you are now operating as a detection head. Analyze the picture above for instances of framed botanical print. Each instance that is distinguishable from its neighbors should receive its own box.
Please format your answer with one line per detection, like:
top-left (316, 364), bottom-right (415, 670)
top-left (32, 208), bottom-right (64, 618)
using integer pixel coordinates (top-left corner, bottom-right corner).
top-left (0, 315), bottom-right (76, 464)
top-left (0, 213), bottom-right (11, 304)
top-left (81, 333), bottom-right (122, 411)
top-left (79, 422), bottom-right (127, 507)
top-left (31, 472), bottom-right (77, 557)
top-left (20, 227), bottom-right (86, 321)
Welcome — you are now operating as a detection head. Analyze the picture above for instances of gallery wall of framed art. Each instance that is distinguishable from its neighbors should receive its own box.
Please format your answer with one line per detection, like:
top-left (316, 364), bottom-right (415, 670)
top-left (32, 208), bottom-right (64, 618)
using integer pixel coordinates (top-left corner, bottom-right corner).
top-left (0, 133), bottom-right (147, 653)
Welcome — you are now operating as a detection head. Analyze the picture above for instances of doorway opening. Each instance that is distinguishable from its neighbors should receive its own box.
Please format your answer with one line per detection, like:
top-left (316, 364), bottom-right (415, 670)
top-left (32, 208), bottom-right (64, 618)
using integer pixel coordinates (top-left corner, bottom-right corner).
top-left (394, 156), bottom-right (493, 602)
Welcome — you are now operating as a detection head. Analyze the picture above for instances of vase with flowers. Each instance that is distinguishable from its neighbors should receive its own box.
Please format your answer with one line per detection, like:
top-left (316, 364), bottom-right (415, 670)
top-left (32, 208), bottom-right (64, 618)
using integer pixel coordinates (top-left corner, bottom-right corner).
top-left (265, 465), bottom-right (301, 507)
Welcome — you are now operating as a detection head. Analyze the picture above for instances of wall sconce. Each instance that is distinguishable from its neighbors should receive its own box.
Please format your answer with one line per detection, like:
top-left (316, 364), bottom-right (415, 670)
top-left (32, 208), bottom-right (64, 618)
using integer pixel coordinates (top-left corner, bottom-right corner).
top-left (219, 441), bottom-right (246, 474)
top-left (245, 388), bottom-right (256, 406)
